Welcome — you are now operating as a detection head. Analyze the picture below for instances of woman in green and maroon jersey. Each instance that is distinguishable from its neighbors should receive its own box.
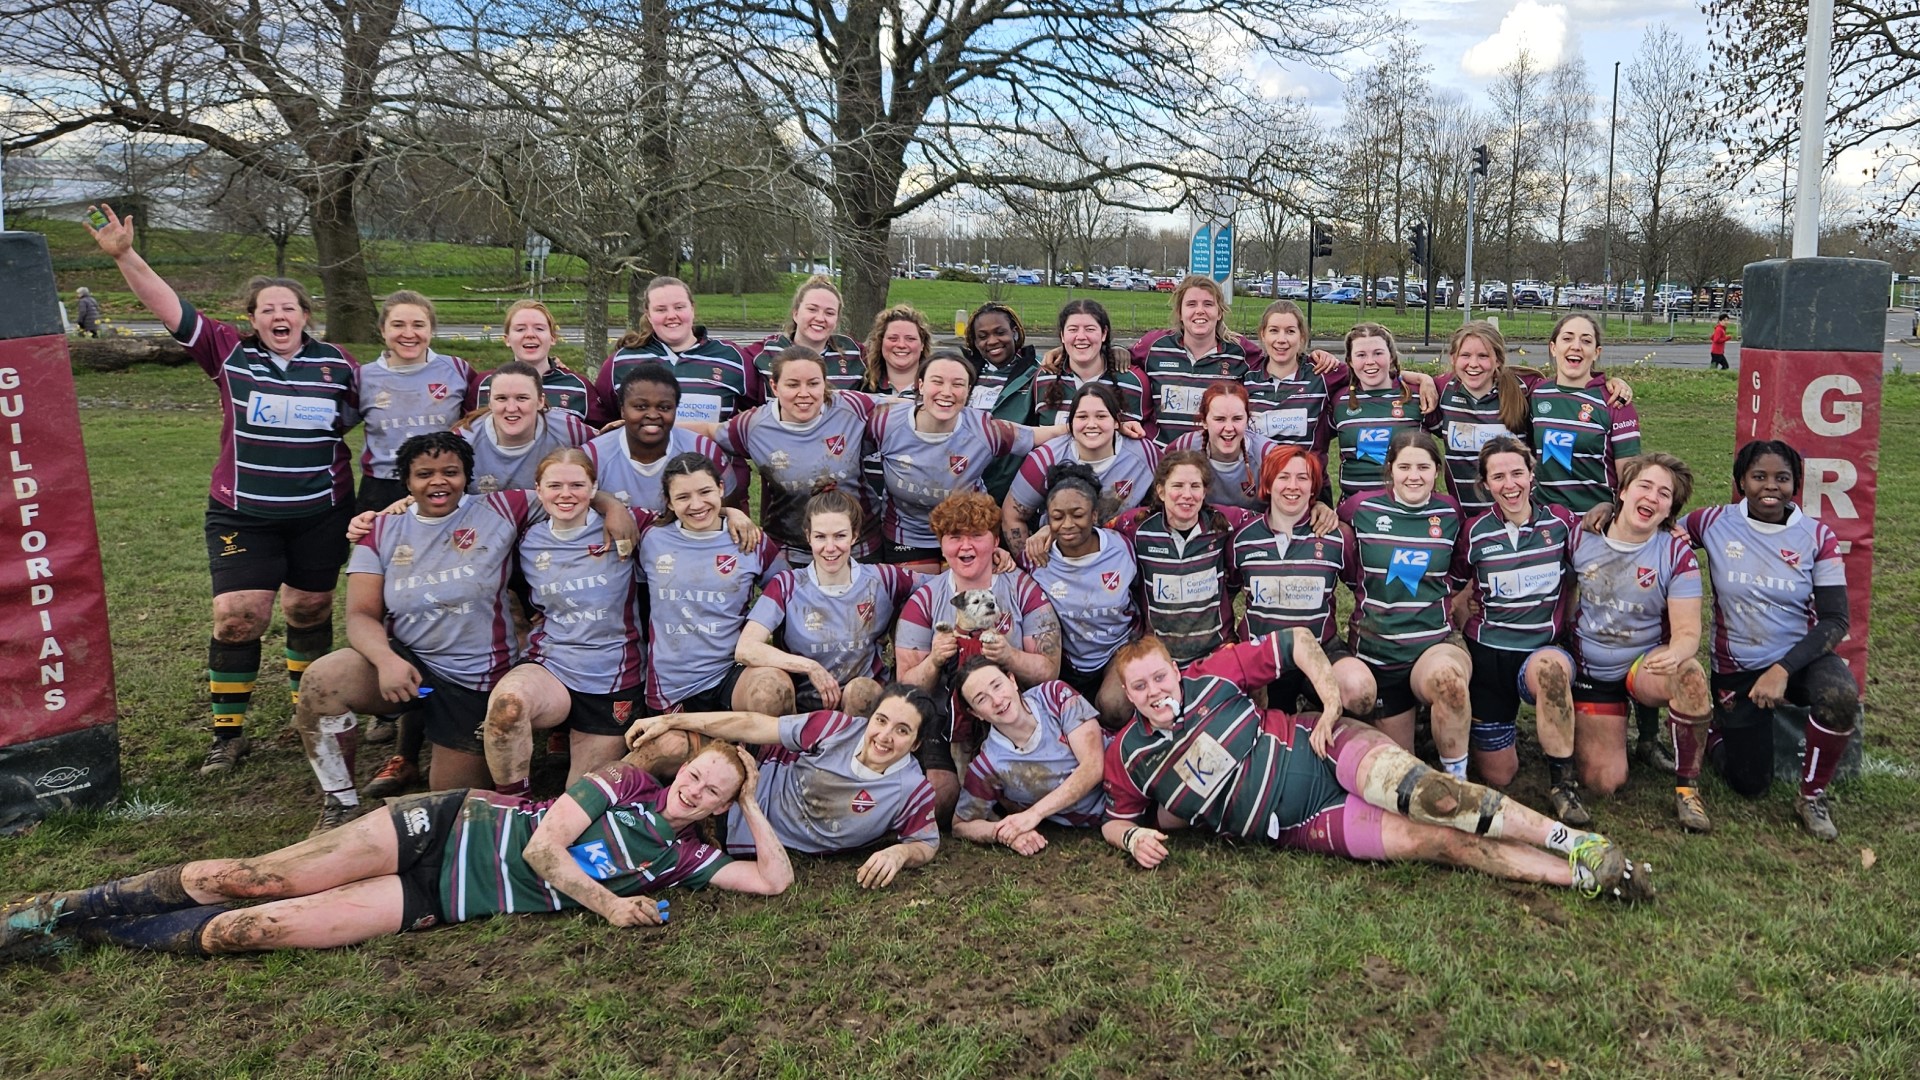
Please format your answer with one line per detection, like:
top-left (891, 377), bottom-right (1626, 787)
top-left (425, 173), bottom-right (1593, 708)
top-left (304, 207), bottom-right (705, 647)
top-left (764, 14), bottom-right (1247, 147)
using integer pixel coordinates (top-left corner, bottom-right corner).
top-left (0, 745), bottom-right (791, 956)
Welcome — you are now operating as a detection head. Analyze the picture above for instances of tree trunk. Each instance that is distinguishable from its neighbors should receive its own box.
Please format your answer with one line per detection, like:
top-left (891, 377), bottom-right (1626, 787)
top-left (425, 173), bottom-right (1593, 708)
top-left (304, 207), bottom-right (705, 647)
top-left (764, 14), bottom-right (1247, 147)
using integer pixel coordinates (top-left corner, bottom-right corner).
top-left (583, 260), bottom-right (614, 362)
top-left (626, 267), bottom-right (645, 331)
top-left (273, 235), bottom-right (289, 278)
top-left (840, 219), bottom-right (895, 342)
top-left (308, 173), bottom-right (378, 343)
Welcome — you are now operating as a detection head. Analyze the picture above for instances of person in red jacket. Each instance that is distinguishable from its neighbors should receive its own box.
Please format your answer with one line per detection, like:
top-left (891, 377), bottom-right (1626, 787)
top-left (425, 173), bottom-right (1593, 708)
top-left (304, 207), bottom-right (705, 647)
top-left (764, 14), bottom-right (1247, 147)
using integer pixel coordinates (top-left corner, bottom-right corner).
top-left (1710, 314), bottom-right (1730, 370)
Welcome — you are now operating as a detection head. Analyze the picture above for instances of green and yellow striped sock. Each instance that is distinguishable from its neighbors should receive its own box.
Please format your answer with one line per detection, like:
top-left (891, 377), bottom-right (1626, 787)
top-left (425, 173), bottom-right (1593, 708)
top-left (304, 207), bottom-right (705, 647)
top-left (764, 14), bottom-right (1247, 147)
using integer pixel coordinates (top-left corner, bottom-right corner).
top-left (208, 638), bottom-right (261, 736)
top-left (283, 620), bottom-right (333, 707)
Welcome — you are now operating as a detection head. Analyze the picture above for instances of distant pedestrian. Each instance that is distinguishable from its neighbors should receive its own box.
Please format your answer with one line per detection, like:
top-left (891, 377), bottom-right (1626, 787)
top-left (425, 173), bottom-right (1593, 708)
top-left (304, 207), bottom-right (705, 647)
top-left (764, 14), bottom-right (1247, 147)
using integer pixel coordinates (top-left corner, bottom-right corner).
top-left (74, 287), bottom-right (100, 337)
top-left (1710, 314), bottom-right (1730, 370)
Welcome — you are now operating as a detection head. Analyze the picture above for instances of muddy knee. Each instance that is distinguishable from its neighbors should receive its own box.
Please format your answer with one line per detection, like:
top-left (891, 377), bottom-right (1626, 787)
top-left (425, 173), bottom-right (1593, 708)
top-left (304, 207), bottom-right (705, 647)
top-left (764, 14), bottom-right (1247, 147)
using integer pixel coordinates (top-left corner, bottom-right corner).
top-left (1431, 666), bottom-right (1468, 710)
top-left (841, 677), bottom-right (883, 718)
top-left (201, 909), bottom-right (279, 953)
top-left (204, 862), bottom-right (290, 901)
top-left (212, 612), bottom-right (267, 643)
top-left (736, 669), bottom-right (795, 715)
top-left (484, 692), bottom-right (527, 740)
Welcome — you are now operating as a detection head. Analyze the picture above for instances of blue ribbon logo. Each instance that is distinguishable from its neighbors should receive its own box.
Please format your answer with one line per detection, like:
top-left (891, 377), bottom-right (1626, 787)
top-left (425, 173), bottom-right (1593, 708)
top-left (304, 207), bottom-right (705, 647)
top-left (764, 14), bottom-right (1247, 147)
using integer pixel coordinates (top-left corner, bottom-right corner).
top-left (1541, 429), bottom-right (1575, 470)
top-left (1386, 547), bottom-right (1430, 594)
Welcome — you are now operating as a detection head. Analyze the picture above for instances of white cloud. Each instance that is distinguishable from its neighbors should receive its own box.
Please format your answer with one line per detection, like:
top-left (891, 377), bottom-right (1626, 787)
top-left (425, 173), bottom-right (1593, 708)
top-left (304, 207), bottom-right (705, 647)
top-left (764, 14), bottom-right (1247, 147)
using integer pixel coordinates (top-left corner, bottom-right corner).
top-left (1460, 1), bottom-right (1570, 77)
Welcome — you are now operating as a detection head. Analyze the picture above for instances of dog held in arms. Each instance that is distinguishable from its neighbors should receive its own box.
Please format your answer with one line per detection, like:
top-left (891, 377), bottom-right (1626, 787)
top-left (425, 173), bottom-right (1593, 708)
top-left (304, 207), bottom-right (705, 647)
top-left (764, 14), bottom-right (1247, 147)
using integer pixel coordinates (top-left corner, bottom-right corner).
top-left (933, 589), bottom-right (1004, 741)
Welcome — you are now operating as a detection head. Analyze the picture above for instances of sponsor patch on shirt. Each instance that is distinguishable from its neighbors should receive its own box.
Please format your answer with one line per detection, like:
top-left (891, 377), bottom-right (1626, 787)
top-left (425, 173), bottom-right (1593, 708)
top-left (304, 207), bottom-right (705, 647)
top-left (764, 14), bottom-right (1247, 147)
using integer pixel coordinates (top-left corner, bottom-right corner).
top-left (968, 384), bottom-right (1002, 411)
top-left (1171, 732), bottom-right (1235, 798)
top-left (1248, 574), bottom-right (1325, 611)
top-left (1355, 426), bottom-right (1390, 463)
top-left (569, 839), bottom-right (622, 880)
top-left (245, 391), bottom-right (337, 430)
top-left (1151, 571), bottom-right (1219, 604)
top-left (1159, 384), bottom-right (1205, 416)
top-left (1486, 564), bottom-right (1560, 599)
top-left (1446, 421), bottom-right (1510, 453)
top-left (1256, 408), bottom-right (1311, 439)
top-left (677, 394), bottom-right (723, 424)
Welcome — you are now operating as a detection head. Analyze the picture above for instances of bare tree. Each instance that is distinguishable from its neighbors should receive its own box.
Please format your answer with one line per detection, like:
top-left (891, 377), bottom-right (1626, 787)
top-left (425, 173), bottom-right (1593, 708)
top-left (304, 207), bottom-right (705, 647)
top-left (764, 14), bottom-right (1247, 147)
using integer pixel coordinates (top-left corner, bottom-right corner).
top-left (1621, 25), bottom-right (1709, 323)
top-left (210, 162), bottom-right (310, 277)
top-left (1487, 50), bottom-right (1547, 310)
top-left (0, 0), bottom-right (406, 341)
top-left (1541, 59), bottom-right (1596, 300)
top-left (1411, 90), bottom-right (1486, 305)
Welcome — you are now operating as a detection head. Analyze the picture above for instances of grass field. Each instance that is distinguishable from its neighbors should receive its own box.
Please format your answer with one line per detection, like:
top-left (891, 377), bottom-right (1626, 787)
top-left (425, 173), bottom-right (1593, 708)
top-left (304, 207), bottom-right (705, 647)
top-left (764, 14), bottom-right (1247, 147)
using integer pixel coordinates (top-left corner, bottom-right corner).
top-left (2, 363), bottom-right (1916, 1077)
top-left (25, 216), bottom-right (1731, 344)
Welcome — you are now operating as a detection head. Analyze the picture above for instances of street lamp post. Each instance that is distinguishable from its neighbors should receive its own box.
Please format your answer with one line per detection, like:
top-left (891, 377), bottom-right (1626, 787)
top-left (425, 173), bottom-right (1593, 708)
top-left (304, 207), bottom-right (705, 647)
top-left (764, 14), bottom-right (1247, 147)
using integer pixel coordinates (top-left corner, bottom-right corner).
top-left (1603, 60), bottom-right (1620, 315)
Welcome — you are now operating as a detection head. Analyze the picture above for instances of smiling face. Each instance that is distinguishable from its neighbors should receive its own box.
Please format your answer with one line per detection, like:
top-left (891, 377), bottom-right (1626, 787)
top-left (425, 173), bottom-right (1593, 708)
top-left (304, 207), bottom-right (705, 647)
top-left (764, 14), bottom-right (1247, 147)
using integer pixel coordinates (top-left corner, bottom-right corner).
top-left (1157, 463), bottom-right (1208, 528)
top-left (939, 528), bottom-right (996, 581)
top-left (1741, 452), bottom-right (1795, 523)
top-left (792, 287), bottom-right (840, 349)
top-left (1388, 445), bottom-right (1439, 504)
top-left (1061, 313), bottom-right (1106, 367)
top-left (251, 287), bottom-right (309, 358)
top-left (507, 310), bottom-right (556, 366)
top-left (1350, 335), bottom-right (1395, 389)
top-left (1047, 487), bottom-right (1096, 554)
top-left (1178, 287), bottom-right (1220, 346)
top-left (647, 284), bottom-right (697, 350)
top-left (881, 319), bottom-right (925, 370)
top-left (1618, 465), bottom-right (1677, 534)
top-left (1260, 311), bottom-right (1303, 367)
top-left (1202, 395), bottom-right (1248, 456)
top-left (536, 462), bottom-right (594, 524)
top-left (666, 467), bottom-right (724, 532)
top-left (807, 510), bottom-right (854, 574)
top-left (1550, 316), bottom-right (1600, 383)
top-left (916, 357), bottom-right (972, 423)
top-left (972, 311), bottom-right (1015, 366)
top-left (620, 380), bottom-right (677, 453)
top-left (859, 697), bottom-right (924, 769)
top-left (1070, 393), bottom-right (1117, 454)
top-left (1267, 455), bottom-right (1316, 521)
top-left (773, 358), bottom-right (827, 423)
top-left (488, 373), bottom-right (544, 439)
top-left (405, 450), bottom-right (466, 518)
top-left (382, 303), bottom-right (433, 365)
top-left (1120, 651), bottom-right (1183, 728)
top-left (665, 748), bottom-right (743, 823)
top-left (960, 664), bottom-right (1023, 728)
top-left (1484, 449), bottom-right (1534, 518)
top-left (1451, 332), bottom-right (1498, 394)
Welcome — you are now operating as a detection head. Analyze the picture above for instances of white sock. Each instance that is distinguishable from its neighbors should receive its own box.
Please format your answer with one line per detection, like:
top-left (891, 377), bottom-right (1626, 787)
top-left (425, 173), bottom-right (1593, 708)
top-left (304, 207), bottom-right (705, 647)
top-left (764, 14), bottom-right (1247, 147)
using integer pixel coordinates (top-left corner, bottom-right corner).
top-left (312, 712), bottom-right (361, 806)
top-left (1440, 754), bottom-right (1468, 780)
top-left (1544, 822), bottom-right (1578, 854)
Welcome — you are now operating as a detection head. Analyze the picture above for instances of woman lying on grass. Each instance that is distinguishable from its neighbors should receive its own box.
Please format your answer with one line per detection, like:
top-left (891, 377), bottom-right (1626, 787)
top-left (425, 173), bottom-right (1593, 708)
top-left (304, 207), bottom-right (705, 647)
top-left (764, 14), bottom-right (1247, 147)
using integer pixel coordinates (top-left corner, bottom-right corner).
top-left (1103, 632), bottom-right (1656, 904)
top-left (0, 745), bottom-right (790, 957)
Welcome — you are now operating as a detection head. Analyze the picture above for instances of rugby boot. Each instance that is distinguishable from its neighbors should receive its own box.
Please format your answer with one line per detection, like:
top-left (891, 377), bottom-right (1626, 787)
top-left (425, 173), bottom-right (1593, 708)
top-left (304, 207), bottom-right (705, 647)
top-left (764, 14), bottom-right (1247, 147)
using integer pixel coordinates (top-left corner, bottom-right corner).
top-left (1635, 735), bottom-right (1677, 774)
top-left (1548, 781), bottom-right (1593, 827)
top-left (1568, 834), bottom-right (1626, 899)
top-left (363, 717), bottom-right (396, 745)
top-left (200, 735), bottom-right (251, 776)
top-left (0, 894), bottom-right (65, 950)
top-left (309, 794), bottom-right (359, 837)
top-left (361, 756), bottom-right (422, 800)
top-left (1797, 793), bottom-right (1838, 841)
top-left (1610, 858), bottom-right (1657, 904)
top-left (1674, 786), bottom-right (1712, 833)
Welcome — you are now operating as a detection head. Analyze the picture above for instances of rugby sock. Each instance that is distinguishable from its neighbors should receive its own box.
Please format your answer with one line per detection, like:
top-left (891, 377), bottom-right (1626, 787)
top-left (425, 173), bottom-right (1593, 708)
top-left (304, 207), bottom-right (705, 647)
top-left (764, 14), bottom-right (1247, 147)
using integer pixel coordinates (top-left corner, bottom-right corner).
top-left (1800, 717), bottom-right (1852, 799)
top-left (1544, 822), bottom-right (1577, 855)
top-left (311, 711), bottom-right (361, 807)
top-left (1545, 755), bottom-right (1573, 788)
top-left (1439, 753), bottom-right (1468, 780)
top-left (208, 638), bottom-right (261, 736)
top-left (1634, 701), bottom-right (1662, 744)
top-left (1669, 709), bottom-right (1709, 782)
top-left (284, 620), bottom-right (333, 707)
top-left (397, 711), bottom-right (425, 765)
top-left (52, 865), bottom-right (195, 924)
top-left (76, 905), bottom-right (226, 955)
top-left (498, 777), bottom-right (531, 798)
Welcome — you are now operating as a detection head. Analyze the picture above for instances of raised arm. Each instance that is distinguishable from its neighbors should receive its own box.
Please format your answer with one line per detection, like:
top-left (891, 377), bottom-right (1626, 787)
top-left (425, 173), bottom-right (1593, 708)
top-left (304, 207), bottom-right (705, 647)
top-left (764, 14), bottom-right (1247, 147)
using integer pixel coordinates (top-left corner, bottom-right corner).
top-left (706, 753), bottom-right (795, 896)
top-left (625, 709), bottom-right (784, 750)
top-left (85, 204), bottom-right (185, 333)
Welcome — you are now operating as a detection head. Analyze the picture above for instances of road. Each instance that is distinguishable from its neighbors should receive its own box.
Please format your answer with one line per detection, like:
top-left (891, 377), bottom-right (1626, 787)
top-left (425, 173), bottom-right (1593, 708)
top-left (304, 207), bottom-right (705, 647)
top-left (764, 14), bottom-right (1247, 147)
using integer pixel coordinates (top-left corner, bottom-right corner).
top-left (87, 310), bottom-right (1920, 372)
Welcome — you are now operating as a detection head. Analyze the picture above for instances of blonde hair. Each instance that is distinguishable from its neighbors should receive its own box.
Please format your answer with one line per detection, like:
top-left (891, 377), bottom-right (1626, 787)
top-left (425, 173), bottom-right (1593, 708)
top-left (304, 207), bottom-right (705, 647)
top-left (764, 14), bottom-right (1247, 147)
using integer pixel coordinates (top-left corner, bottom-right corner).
top-left (502, 299), bottom-right (560, 341)
top-left (860, 305), bottom-right (933, 390)
top-left (381, 289), bottom-right (438, 332)
top-left (1170, 275), bottom-right (1230, 348)
top-left (785, 274), bottom-right (843, 339)
top-left (533, 447), bottom-right (596, 487)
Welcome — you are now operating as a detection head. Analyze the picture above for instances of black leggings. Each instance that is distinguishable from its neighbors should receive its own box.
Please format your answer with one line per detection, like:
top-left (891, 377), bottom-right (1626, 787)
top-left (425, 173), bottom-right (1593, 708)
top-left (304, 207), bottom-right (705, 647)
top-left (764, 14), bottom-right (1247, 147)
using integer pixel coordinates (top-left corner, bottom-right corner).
top-left (1713, 654), bottom-right (1858, 798)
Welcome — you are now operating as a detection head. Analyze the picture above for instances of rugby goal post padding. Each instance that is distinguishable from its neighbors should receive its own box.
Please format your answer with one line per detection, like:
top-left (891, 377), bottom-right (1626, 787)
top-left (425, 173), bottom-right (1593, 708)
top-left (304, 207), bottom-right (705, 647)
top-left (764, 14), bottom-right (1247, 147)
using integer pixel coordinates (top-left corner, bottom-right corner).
top-left (0, 231), bottom-right (120, 830)
top-left (1738, 256), bottom-right (1889, 785)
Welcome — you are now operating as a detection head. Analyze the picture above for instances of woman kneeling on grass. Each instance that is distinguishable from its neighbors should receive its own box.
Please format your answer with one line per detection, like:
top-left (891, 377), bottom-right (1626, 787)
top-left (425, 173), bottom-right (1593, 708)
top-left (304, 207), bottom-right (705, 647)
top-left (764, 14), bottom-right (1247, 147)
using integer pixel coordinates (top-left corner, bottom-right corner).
top-left (1102, 632), bottom-right (1655, 903)
top-left (951, 656), bottom-right (1107, 855)
top-left (623, 686), bottom-right (942, 889)
top-left (0, 745), bottom-right (791, 956)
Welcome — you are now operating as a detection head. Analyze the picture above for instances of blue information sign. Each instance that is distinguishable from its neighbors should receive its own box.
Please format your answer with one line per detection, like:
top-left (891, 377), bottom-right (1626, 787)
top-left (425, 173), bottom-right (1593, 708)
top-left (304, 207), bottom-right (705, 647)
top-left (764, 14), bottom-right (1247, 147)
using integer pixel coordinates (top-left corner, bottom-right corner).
top-left (1211, 225), bottom-right (1233, 283)
top-left (1189, 226), bottom-right (1211, 277)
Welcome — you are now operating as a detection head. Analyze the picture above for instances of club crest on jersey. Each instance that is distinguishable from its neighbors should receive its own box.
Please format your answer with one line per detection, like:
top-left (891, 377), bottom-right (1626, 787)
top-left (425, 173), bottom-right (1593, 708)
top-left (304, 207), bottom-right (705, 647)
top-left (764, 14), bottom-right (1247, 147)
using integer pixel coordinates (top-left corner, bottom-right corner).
top-left (825, 435), bottom-right (846, 456)
top-left (612, 700), bottom-right (633, 723)
top-left (1428, 515), bottom-right (1443, 538)
top-left (948, 454), bottom-right (969, 476)
top-left (1537, 401), bottom-right (1551, 415)
top-left (1112, 479), bottom-right (1133, 501)
top-left (1636, 566), bottom-right (1657, 589)
top-left (714, 554), bottom-right (738, 576)
top-left (769, 450), bottom-right (792, 471)
top-left (803, 607), bottom-right (826, 632)
top-left (1375, 514), bottom-right (1394, 532)
top-left (653, 553), bottom-right (675, 576)
top-left (320, 366), bottom-right (334, 383)
top-left (1391, 400), bottom-right (1405, 419)
top-left (1102, 571), bottom-right (1121, 591)
top-left (372, 389), bottom-right (393, 410)
top-left (534, 551), bottom-right (553, 572)
top-left (1313, 541), bottom-right (1325, 559)
top-left (427, 382), bottom-right (449, 400)
top-left (1578, 403), bottom-right (1594, 422)
top-left (588, 543), bottom-right (608, 557)
top-left (711, 366), bottom-right (725, 383)
top-left (451, 528), bottom-right (477, 551)
top-left (1724, 539), bottom-right (1746, 561)
top-left (856, 601), bottom-right (876, 625)
top-left (1780, 548), bottom-right (1802, 569)
top-left (392, 544), bottom-right (415, 567)
top-left (850, 789), bottom-right (877, 814)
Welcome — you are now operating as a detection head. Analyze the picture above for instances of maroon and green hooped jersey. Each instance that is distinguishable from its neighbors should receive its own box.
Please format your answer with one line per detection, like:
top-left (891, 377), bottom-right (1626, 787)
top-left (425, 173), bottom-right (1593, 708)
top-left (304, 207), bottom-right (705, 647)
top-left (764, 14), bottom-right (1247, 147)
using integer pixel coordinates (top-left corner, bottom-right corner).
top-left (1115, 504), bottom-right (1258, 665)
top-left (172, 301), bottom-right (360, 517)
top-left (1529, 383), bottom-right (1640, 513)
top-left (1104, 636), bottom-right (1346, 836)
top-left (1330, 384), bottom-right (1436, 494)
top-left (1032, 364), bottom-right (1149, 427)
top-left (1132, 330), bottom-right (1257, 443)
top-left (438, 763), bottom-right (731, 924)
top-left (1338, 489), bottom-right (1464, 669)
top-left (1450, 502), bottom-right (1578, 652)
top-left (1243, 360), bottom-right (1347, 454)
top-left (476, 362), bottom-right (591, 420)
top-left (1433, 376), bottom-right (1517, 518)
top-left (1230, 517), bottom-right (1348, 645)
top-left (745, 333), bottom-right (867, 391)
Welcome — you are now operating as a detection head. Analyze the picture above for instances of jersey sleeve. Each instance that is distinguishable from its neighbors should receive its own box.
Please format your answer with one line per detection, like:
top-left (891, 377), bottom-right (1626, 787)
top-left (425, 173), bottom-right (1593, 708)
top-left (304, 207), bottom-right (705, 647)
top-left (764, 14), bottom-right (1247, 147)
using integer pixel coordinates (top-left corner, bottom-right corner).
top-left (1102, 735), bottom-right (1151, 823)
top-left (1008, 444), bottom-right (1054, 511)
top-left (1046, 680), bottom-right (1100, 731)
top-left (453, 356), bottom-right (481, 413)
top-left (1185, 638), bottom-right (1288, 691)
top-left (693, 434), bottom-right (740, 498)
top-left (346, 523), bottom-right (385, 575)
top-left (1811, 521), bottom-right (1847, 586)
top-left (756, 537), bottom-right (790, 581)
top-left (715, 409), bottom-right (753, 456)
top-left (650, 835), bottom-right (733, 891)
top-left (1681, 507), bottom-right (1711, 549)
top-left (170, 301), bottom-right (243, 379)
top-left (889, 779), bottom-right (941, 848)
top-left (1669, 540), bottom-right (1704, 599)
top-left (747, 570), bottom-right (795, 632)
top-left (589, 354), bottom-right (621, 426)
top-left (779, 710), bottom-right (859, 754)
top-left (956, 751), bottom-right (1003, 821)
top-left (558, 412), bottom-right (595, 448)
top-left (895, 586), bottom-right (937, 651)
top-left (1609, 403), bottom-right (1642, 459)
top-left (988, 417), bottom-right (1034, 459)
top-left (566, 761), bottom-right (664, 819)
top-left (485, 489), bottom-right (538, 531)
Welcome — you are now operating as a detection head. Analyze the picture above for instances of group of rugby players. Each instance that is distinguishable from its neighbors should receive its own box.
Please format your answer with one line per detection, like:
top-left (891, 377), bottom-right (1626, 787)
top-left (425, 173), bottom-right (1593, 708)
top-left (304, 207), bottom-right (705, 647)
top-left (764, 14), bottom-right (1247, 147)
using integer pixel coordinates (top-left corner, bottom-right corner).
top-left (0, 203), bottom-right (1860, 959)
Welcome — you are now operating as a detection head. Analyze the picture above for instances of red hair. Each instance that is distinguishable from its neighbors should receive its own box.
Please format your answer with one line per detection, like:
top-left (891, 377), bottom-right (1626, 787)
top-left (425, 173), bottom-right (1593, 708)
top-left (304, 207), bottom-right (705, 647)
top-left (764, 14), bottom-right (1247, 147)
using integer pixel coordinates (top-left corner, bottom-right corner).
top-left (1196, 381), bottom-right (1251, 423)
top-left (1256, 444), bottom-right (1324, 501)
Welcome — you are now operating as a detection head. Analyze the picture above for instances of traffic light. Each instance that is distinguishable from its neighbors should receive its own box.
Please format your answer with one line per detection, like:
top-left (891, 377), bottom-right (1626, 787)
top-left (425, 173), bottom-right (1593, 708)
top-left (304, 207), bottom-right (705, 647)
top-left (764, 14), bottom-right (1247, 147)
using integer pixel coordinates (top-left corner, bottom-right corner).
top-left (1313, 224), bottom-right (1333, 258)
top-left (1408, 222), bottom-right (1428, 266)
top-left (1472, 144), bottom-right (1491, 177)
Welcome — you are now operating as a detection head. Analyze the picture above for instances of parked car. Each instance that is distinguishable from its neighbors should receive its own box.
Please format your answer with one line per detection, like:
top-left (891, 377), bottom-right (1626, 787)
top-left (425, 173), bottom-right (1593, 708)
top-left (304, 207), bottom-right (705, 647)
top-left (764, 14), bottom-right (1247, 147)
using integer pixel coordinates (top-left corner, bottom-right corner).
top-left (1152, 276), bottom-right (1178, 292)
top-left (1323, 286), bottom-right (1364, 304)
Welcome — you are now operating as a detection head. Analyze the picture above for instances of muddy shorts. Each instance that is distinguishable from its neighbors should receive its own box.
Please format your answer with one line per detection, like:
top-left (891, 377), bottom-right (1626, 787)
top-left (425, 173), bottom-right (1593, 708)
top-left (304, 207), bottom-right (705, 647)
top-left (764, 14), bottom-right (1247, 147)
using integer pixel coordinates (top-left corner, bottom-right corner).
top-left (387, 790), bottom-right (467, 932)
